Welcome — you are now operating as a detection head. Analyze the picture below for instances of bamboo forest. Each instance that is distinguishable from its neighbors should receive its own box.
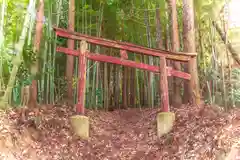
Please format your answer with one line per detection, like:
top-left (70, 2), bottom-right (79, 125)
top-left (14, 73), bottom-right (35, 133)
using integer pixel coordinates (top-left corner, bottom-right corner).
top-left (1, 0), bottom-right (240, 159)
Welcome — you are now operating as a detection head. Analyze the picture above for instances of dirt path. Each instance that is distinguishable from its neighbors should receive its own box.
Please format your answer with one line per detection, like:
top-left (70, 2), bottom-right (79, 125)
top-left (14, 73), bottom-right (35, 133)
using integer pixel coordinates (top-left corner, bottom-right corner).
top-left (0, 104), bottom-right (240, 160)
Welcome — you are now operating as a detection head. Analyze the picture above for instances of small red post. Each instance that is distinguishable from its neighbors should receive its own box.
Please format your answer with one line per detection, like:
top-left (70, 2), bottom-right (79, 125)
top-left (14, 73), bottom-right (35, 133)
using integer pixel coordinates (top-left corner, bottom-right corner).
top-left (76, 41), bottom-right (88, 114)
top-left (120, 50), bottom-right (128, 59)
top-left (159, 56), bottom-right (169, 112)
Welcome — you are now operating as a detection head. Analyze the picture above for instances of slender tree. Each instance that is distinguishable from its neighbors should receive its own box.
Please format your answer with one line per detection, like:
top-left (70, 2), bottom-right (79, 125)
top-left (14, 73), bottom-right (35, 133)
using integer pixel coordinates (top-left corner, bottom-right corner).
top-left (155, 3), bottom-right (163, 106)
top-left (143, 2), bottom-right (154, 108)
top-left (156, 3), bottom-right (163, 49)
top-left (182, 0), bottom-right (200, 105)
top-left (65, 0), bottom-right (75, 102)
top-left (168, 0), bottom-right (182, 106)
top-left (29, 0), bottom-right (44, 108)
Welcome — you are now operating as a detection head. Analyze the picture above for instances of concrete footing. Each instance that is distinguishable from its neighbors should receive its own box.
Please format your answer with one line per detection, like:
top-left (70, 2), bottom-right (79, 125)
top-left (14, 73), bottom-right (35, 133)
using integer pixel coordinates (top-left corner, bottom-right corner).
top-left (70, 115), bottom-right (89, 140)
top-left (157, 112), bottom-right (175, 137)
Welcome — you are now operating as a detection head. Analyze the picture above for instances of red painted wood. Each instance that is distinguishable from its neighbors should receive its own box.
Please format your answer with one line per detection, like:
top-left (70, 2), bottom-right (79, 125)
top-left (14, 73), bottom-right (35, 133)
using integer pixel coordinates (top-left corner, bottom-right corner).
top-left (159, 57), bottom-right (169, 112)
top-left (54, 27), bottom-right (197, 56)
top-left (120, 50), bottom-right (128, 59)
top-left (56, 46), bottom-right (192, 80)
top-left (54, 27), bottom-right (193, 61)
top-left (169, 69), bottom-right (191, 80)
top-left (53, 27), bottom-right (200, 114)
top-left (86, 53), bottom-right (159, 72)
top-left (76, 41), bottom-right (87, 114)
top-left (56, 46), bottom-right (79, 56)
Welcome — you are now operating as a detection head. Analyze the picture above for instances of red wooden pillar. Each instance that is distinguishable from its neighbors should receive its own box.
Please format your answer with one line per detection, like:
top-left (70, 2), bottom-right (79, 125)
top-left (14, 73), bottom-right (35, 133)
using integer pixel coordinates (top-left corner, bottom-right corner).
top-left (76, 41), bottom-right (88, 114)
top-left (159, 56), bottom-right (169, 112)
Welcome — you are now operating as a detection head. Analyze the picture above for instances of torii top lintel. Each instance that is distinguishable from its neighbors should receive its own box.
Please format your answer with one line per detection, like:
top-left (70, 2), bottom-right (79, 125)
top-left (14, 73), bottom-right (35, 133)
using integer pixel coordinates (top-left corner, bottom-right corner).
top-left (53, 26), bottom-right (197, 62)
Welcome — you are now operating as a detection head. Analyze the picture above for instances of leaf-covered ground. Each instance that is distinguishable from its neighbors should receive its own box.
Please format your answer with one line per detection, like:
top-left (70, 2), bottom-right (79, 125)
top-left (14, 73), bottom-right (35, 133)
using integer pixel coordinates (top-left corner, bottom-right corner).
top-left (0, 104), bottom-right (240, 160)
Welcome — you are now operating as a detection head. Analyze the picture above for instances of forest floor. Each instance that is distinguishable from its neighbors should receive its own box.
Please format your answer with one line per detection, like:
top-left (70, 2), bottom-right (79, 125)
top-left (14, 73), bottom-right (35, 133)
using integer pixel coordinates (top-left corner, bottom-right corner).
top-left (0, 104), bottom-right (240, 160)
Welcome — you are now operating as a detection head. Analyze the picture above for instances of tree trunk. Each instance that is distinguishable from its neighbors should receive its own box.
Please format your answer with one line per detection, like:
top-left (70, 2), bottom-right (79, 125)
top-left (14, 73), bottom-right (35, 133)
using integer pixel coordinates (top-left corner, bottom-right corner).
top-left (114, 63), bottom-right (120, 108)
top-left (103, 48), bottom-right (109, 110)
top-left (108, 58), bottom-right (114, 109)
top-left (144, 6), bottom-right (154, 108)
top-left (156, 4), bottom-right (163, 49)
top-left (29, 0), bottom-right (44, 108)
top-left (65, 0), bottom-right (75, 103)
top-left (164, 1), bottom-right (173, 105)
top-left (143, 56), bottom-right (148, 107)
top-left (155, 3), bottom-right (163, 107)
top-left (182, 0), bottom-right (200, 105)
top-left (165, 1), bottom-right (170, 51)
top-left (140, 55), bottom-right (145, 107)
top-left (127, 67), bottom-right (131, 107)
top-left (168, 0), bottom-right (182, 107)
top-left (130, 67), bottom-right (136, 107)
top-left (122, 66), bottom-right (128, 109)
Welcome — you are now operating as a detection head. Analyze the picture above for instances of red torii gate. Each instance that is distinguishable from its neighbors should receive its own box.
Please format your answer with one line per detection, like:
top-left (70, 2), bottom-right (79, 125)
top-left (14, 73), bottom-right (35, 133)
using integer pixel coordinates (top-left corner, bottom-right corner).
top-left (53, 26), bottom-right (198, 138)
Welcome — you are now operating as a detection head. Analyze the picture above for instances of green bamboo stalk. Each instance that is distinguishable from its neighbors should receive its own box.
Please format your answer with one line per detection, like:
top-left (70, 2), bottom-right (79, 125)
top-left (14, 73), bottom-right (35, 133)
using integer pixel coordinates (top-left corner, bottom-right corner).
top-left (224, 11), bottom-right (233, 108)
top-left (0, 0), bottom-right (6, 92)
top-left (87, 0), bottom-right (92, 108)
top-left (142, 1), bottom-right (154, 108)
top-left (84, 0), bottom-right (91, 108)
top-left (129, 32), bottom-right (136, 107)
top-left (73, 0), bottom-right (79, 105)
top-left (136, 67), bottom-right (140, 107)
top-left (40, 40), bottom-right (48, 103)
top-left (114, 59), bottom-right (120, 107)
top-left (46, 1), bottom-right (53, 104)
top-left (109, 53), bottom-right (114, 108)
top-left (49, 1), bottom-right (55, 104)
top-left (212, 25), bottom-right (217, 104)
top-left (0, 0), bottom-right (36, 108)
top-left (51, 0), bottom-right (62, 104)
top-left (74, 45), bottom-right (78, 104)
top-left (103, 57), bottom-right (108, 110)
top-left (91, 3), bottom-right (104, 108)
top-left (139, 34), bottom-right (146, 107)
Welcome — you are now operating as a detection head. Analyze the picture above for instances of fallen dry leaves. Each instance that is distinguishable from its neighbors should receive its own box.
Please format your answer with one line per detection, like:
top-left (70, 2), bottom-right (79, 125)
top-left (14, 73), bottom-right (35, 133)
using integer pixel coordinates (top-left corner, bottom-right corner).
top-left (0, 104), bottom-right (240, 160)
